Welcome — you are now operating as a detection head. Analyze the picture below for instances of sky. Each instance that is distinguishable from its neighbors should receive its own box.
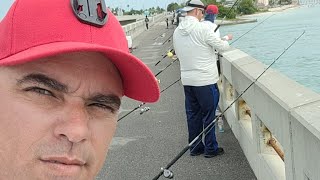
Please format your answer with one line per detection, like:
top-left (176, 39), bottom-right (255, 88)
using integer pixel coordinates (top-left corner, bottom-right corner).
top-left (0, 0), bottom-right (15, 20)
top-left (1, 0), bottom-right (187, 20)
top-left (105, 0), bottom-right (187, 10)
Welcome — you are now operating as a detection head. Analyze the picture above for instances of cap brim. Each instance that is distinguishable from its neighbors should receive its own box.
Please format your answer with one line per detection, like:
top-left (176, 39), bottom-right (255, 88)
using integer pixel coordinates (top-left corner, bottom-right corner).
top-left (0, 42), bottom-right (160, 103)
top-left (182, 6), bottom-right (196, 12)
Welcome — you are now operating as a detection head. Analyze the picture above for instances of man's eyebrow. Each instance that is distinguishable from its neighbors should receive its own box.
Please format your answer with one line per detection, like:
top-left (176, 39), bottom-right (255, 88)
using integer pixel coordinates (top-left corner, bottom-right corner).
top-left (89, 93), bottom-right (121, 109)
top-left (17, 73), bottom-right (68, 93)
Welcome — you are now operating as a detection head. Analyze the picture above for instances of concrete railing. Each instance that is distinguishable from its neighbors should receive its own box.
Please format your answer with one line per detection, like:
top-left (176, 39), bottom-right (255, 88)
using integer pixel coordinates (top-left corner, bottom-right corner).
top-left (122, 13), bottom-right (166, 40)
top-left (218, 48), bottom-right (320, 180)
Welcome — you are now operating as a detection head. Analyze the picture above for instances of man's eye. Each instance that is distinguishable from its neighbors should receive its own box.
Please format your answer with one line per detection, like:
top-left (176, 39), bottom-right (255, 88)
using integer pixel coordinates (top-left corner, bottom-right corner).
top-left (89, 103), bottom-right (115, 113)
top-left (24, 87), bottom-right (55, 97)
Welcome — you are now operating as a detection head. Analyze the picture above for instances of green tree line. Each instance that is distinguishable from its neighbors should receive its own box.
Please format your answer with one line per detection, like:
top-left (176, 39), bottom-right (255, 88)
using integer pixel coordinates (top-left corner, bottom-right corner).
top-left (167, 0), bottom-right (261, 19)
top-left (110, 6), bottom-right (165, 16)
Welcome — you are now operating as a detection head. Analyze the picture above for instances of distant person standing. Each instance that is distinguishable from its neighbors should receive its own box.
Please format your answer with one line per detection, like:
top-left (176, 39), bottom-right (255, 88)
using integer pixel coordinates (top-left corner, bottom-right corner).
top-left (166, 18), bottom-right (169, 29)
top-left (145, 15), bottom-right (150, 29)
top-left (172, 12), bottom-right (175, 24)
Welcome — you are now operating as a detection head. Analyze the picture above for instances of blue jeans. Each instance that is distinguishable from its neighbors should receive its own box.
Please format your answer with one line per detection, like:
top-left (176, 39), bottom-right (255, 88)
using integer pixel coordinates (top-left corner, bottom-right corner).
top-left (184, 84), bottom-right (220, 154)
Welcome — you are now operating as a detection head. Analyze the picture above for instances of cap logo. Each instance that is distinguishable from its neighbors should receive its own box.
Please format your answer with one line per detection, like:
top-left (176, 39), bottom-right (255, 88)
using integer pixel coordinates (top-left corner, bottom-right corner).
top-left (71, 0), bottom-right (108, 27)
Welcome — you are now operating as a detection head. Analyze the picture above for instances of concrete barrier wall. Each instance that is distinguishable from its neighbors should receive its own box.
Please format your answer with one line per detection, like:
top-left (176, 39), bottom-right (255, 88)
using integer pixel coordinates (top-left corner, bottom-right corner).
top-left (122, 13), bottom-right (166, 40)
top-left (219, 48), bottom-right (320, 180)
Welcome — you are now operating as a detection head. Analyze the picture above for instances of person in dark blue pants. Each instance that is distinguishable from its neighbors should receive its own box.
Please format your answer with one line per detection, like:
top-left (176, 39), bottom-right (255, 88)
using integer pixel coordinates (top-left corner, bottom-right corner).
top-left (184, 84), bottom-right (223, 157)
top-left (173, 0), bottom-right (232, 158)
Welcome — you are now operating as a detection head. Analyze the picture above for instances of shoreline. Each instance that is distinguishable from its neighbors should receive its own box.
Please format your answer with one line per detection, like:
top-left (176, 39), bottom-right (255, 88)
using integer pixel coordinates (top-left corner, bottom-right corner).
top-left (216, 4), bottom-right (299, 26)
top-left (240, 4), bottom-right (299, 18)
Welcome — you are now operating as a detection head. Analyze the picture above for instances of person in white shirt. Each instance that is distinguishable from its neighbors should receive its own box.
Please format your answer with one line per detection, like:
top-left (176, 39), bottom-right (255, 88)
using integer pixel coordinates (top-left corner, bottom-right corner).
top-left (173, 0), bottom-right (233, 158)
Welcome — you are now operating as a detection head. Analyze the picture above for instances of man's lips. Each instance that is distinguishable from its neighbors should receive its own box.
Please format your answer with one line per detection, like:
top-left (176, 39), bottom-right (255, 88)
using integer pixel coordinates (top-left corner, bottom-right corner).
top-left (40, 156), bottom-right (86, 175)
top-left (41, 156), bottom-right (86, 166)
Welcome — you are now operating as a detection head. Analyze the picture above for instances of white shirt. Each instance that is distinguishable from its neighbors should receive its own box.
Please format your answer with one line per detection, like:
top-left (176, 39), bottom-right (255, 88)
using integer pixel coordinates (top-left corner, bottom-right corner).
top-left (202, 20), bottom-right (221, 38)
top-left (173, 16), bottom-right (230, 86)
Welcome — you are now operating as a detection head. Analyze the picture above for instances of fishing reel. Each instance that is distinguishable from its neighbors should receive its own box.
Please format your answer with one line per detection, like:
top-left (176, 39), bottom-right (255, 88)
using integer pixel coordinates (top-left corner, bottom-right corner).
top-left (140, 107), bottom-right (150, 115)
top-left (161, 168), bottom-right (174, 179)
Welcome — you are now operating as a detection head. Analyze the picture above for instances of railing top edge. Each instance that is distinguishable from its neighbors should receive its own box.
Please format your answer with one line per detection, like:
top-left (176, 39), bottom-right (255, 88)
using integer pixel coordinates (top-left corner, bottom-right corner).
top-left (290, 100), bottom-right (320, 140)
top-left (221, 48), bottom-right (320, 110)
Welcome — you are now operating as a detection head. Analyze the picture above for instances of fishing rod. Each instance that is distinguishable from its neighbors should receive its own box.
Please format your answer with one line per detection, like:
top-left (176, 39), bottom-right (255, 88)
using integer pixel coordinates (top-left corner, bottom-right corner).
top-left (118, 77), bottom-right (182, 121)
top-left (152, 31), bottom-right (305, 180)
top-left (162, 32), bottom-right (174, 45)
top-left (214, 0), bottom-right (241, 32)
top-left (140, 77), bottom-right (182, 115)
top-left (120, 60), bottom-right (180, 118)
top-left (118, 36), bottom-right (178, 120)
top-left (155, 58), bottom-right (179, 77)
top-left (153, 28), bottom-right (171, 40)
top-left (230, 14), bottom-right (275, 45)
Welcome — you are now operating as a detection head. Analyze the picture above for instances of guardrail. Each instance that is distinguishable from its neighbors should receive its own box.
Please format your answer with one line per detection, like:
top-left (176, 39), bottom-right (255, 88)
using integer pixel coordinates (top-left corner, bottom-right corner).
top-left (218, 48), bottom-right (320, 180)
top-left (122, 13), bottom-right (166, 40)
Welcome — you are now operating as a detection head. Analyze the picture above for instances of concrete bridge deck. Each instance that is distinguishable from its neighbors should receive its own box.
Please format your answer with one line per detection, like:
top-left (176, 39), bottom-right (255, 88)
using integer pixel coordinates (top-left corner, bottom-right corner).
top-left (96, 21), bottom-right (256, 180)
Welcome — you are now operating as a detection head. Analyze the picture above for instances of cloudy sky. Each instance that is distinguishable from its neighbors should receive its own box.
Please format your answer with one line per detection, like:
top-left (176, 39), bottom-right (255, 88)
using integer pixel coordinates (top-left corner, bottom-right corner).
top-left (1, 0), bottom-right (187, 20)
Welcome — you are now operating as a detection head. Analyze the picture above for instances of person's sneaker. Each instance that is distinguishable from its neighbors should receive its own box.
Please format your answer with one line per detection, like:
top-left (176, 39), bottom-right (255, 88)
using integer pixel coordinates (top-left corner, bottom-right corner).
top-left (190, 149), bottom-right (204, 156)
top-left (204, 147), bottom-right (224, 158)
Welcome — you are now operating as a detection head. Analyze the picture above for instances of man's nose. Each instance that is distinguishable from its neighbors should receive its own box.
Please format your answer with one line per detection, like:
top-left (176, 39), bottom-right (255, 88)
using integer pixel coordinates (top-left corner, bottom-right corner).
top-left (53, 102), bottom-right (90, 143)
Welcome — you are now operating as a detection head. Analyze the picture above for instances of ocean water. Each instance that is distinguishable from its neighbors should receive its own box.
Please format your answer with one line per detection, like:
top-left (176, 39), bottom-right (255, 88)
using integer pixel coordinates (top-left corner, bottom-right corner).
top-left (220, 5), bottom-right (320, 93)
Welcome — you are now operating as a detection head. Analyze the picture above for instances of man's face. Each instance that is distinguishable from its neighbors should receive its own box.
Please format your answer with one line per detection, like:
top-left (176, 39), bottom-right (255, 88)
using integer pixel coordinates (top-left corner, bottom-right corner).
top-left (0, 52), bottom-right (123, 179)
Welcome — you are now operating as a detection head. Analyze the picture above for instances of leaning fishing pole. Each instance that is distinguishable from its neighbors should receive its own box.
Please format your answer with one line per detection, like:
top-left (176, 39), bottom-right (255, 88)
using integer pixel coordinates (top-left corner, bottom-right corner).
top-left (214, 0), bottom-right (241, 32)
top-left (155, 58), bottom-right (179, 77)
top-left (162, 32), bottom-right (174, 45)
top-left (118, 56), bottom-right (179, 122)
top-left (152, 31), bottom-right (305, 180)
top-left (118, 102), bottom-right (146, 122)
top-left (230, 14), bottom-right (275, 45)
top-left (118, 77), bottom-right (182, 122)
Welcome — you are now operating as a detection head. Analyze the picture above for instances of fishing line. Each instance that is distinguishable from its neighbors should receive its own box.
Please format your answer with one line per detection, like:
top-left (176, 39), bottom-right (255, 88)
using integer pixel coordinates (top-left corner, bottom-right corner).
top-left (214, 0), bottom-right (241, 32)
top-left (230, 14), bottom-right (275, 45)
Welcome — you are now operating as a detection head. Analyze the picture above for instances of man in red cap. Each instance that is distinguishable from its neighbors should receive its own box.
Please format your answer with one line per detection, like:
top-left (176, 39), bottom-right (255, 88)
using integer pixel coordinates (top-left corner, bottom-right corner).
top-left (202, 4), bottom-right (233, 75)
top-left (203, 5), bottom-right (232, 40)
top-left (0, 0), bottom-right (160, 179)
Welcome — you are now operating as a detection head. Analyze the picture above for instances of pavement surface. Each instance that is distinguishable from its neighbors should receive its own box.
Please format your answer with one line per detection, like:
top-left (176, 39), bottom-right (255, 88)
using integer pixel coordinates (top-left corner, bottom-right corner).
top-left (96, 20), bottom-right (257, 180)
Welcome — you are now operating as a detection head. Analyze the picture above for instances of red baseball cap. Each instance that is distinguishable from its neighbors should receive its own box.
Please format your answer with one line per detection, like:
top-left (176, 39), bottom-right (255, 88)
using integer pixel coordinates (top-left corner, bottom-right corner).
top-left (0, 0), bottom-right (160, 103)
top-left (206, 5), bottom-right (219, 14)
